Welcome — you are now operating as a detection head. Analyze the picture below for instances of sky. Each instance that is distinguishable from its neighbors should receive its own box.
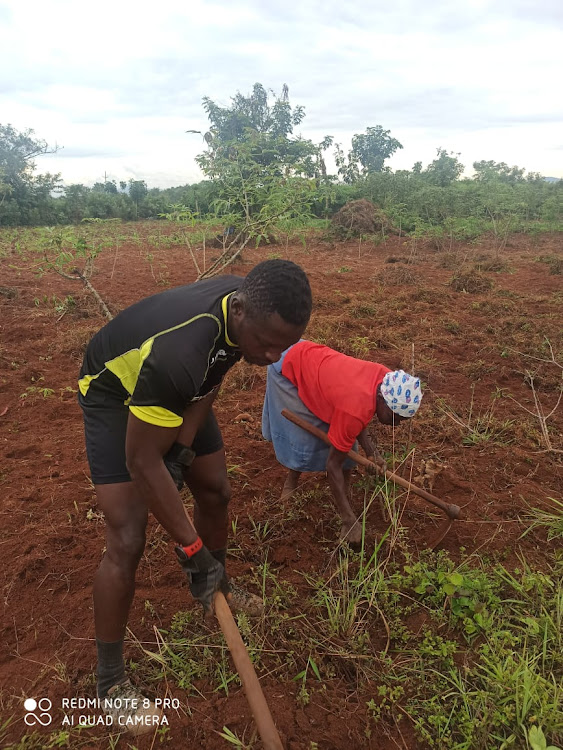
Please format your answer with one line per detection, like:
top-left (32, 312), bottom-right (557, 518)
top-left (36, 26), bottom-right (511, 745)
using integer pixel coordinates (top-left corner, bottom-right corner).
top-left (1, 0), bottom-right (562, 188)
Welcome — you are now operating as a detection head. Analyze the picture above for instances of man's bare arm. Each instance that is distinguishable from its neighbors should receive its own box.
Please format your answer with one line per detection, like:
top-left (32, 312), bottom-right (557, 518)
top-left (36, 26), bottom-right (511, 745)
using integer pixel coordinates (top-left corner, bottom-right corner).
top-left (125, 396), bottom-right (215, 545)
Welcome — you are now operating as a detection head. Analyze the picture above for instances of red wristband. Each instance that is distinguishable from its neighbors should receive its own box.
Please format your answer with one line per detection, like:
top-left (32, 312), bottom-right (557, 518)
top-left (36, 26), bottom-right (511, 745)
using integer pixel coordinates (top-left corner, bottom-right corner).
top-left (181, 537), bottom-right (203, 558)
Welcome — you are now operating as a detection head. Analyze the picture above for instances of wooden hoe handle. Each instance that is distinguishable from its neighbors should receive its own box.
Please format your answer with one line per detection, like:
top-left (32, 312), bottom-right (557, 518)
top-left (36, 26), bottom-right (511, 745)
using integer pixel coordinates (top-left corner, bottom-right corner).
top-left (214, 591), bottom-right (284, 750)
top-left (281, 409), bottom-right (461, 520)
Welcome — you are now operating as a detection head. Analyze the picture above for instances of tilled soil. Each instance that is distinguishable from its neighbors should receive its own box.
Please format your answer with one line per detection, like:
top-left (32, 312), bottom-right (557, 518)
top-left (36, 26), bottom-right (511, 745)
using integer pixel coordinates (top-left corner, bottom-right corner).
top-left (0, 227), bottom-right (561, 749)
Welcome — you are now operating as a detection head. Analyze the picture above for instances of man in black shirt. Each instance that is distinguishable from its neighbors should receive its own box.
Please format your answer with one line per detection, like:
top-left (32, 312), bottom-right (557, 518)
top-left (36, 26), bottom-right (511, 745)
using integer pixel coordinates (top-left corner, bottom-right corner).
top-left (78, 260), bottom-right (312, 731)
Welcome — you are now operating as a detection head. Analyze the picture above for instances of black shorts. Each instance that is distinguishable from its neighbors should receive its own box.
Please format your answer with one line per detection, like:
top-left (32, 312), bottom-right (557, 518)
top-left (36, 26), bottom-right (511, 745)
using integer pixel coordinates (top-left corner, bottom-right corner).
top-left (79, 391), bottom-right (223, 485)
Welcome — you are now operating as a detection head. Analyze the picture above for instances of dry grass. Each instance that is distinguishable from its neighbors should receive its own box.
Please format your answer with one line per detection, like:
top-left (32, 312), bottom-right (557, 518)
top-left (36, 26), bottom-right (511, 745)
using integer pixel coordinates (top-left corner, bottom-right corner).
top-left (378, 265), bottom-right (418, 287)
top-left (331, 199), bottom-right (395, 238)
top-left (449, 267), bottom-right (494, 293)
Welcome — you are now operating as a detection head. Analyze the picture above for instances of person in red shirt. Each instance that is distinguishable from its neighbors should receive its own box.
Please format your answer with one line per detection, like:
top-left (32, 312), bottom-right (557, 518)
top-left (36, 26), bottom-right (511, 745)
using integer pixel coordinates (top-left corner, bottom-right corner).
top-left (262, 341), bottom-right (423, 545)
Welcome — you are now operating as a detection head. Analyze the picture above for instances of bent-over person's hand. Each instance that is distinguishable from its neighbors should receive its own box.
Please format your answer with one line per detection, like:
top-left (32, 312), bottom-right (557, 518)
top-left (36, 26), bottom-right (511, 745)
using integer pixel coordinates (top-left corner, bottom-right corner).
top-left (175, 543), bottom-right (230, 620)
top-left (366, 450), bottom-right (387, 477)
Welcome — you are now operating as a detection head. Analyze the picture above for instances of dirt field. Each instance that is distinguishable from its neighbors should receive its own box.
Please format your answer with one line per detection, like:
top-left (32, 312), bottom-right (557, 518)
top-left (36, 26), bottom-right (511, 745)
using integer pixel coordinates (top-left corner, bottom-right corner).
top-left (0, 225), bottom-right (561, 749)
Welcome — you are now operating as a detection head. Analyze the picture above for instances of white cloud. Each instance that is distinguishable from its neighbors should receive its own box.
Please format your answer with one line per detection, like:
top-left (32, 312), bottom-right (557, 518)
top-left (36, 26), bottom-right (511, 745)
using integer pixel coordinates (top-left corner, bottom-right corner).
top-left (1, 0), bottom-right (562, 187)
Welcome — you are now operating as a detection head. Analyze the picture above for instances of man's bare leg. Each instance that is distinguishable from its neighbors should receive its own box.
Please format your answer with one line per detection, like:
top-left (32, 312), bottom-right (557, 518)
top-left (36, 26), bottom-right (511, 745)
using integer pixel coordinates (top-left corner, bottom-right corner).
top-left (186, 450), bottom-right (263, 616)
top-left (94, 482), bottom-right (148, 650)
top-left (186, 449), bottom-right (230, 551)
top-left (91, 482), bottom-right (163, 734)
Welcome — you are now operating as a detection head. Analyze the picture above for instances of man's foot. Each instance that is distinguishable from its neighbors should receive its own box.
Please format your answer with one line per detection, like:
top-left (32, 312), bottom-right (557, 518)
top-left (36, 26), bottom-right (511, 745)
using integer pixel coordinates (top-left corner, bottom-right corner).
top-left (339, 519), bottom-right (362, 547)
top-left (226, 582), bottom-right (264, 617)
top-left (101, 679), bottom-right (163, 736)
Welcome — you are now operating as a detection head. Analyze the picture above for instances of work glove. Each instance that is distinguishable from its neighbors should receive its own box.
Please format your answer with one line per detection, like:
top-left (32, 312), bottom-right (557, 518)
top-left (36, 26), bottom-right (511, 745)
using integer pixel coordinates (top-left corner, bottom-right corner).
top-left (164, 443), bottom-right (196, 491)
top-left (174, 543), bottom-right (229, 617)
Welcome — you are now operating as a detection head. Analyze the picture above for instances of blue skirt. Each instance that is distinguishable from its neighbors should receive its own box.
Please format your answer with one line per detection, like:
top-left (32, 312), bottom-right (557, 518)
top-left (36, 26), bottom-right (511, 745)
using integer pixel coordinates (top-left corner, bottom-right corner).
top-left (261, 350), bottom-right (357, 472)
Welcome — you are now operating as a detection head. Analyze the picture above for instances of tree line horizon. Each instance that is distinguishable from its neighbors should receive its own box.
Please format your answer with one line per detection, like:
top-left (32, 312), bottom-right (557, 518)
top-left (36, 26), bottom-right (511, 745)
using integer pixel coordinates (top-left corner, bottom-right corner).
top-left (1, 83), bottom-right (561, 230)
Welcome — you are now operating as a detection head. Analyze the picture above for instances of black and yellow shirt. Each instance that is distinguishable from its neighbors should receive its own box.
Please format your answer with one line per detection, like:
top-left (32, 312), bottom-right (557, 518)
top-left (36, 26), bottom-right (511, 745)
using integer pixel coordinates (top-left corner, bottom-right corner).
top-left (78, 276), bottom-right (242, 428)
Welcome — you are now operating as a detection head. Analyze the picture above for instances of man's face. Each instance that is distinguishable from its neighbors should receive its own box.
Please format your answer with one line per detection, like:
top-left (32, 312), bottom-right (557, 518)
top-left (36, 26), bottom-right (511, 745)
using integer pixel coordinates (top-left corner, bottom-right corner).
top-left (230, 299), bottom-right (305, 366)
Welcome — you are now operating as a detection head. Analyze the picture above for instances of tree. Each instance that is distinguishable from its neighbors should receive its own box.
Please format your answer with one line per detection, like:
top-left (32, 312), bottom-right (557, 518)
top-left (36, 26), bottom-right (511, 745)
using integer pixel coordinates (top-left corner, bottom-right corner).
top-left (423, 148), bottom-right (465, 187)
top-left (193, 83), bottom-right (326, 220)
top-left (0, 124), bottom-right (61, 225)
top-left (190, 83), bottom-right (328, 276)
top-left (335, 126), bottom-right (403, 183)
top-left (63, 184), bottom-right (90, 223)
top-left (195, 83), bottom-right (323, 182)
top-left (472, 160), bottom-right (526, 184)
top-left (128, 179), bottom-right (148, 217)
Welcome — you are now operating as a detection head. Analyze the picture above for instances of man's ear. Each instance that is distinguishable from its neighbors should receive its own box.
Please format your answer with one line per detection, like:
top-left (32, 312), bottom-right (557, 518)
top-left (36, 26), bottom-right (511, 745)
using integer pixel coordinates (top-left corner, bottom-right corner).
top-left (229, 293), bottom-right (245, 320)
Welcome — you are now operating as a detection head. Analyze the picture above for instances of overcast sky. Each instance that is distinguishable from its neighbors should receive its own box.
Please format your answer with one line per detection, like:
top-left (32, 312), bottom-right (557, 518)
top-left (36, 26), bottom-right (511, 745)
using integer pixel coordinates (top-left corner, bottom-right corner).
top-left (1, 0), bottom-right (562, 188)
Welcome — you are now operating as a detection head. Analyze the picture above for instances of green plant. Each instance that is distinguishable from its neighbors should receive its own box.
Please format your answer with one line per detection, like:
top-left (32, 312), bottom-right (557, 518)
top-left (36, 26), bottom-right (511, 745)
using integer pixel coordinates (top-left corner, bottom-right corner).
top-left (436, 386), bottom-right (515, 446)
top-left (521, 497), bottom-right (563, 541)
top-left (20, 385), bottom-right (55, 400)
top-left (528, 725), bottom-right (561, 750)
top-left (403, 560), bottom-right (497, 636)
top-left (293, 654), bottom-right (321, 706)
top-left (216, 725), bottom-right (255, 748)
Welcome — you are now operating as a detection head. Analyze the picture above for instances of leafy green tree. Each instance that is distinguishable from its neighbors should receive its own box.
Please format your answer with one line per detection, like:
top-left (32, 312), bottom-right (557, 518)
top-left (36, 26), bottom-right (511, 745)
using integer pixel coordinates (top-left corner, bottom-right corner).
top-left (128, 179), bottom-right (148, 217)
top-left (63, 184), bottom-right (90, 223)
top-left (194, 83), bottom-right (326, 222)
top-left (335, 126), bottom-right (403, 183)
top-left (195, 83), bottom-right (323, 182)
top-left (0, 124), bottom-right (61, 225)
top-left (423, 148), bottom-right (465, 187)
top-left (197, 83), bottom-right (305, 143)
top-left (190, 83), bottom-right (328, 276)
top-left (472, 160), bottom-right (526, 184)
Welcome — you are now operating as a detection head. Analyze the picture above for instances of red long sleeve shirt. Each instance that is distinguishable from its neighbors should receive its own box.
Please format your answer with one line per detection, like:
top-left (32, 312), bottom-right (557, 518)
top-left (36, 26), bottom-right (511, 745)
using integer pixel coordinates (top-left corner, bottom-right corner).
top-left (282, 341), bottom-right (390, 452)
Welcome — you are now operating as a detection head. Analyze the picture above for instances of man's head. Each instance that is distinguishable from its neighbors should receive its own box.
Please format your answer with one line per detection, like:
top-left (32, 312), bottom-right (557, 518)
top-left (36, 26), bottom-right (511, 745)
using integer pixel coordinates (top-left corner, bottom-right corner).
top-left (229, 259), bottom-right (312, 366)
top-left (376, 370), bottom-right (423, 426)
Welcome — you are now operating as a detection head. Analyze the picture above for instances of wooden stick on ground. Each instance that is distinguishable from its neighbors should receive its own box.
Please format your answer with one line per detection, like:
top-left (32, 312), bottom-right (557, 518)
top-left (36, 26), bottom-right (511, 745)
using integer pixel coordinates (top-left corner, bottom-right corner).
top-left (281, 408), bottom-right (461, 520)
top-left (214, 591), bottom-right (284, 750)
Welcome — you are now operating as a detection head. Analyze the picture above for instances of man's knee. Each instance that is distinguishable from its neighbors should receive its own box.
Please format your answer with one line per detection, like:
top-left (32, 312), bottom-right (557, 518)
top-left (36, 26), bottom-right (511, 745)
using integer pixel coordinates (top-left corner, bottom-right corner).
top-left (196, 478), bottom-right (231, 514)
top-left (105, 525), bottom-right (146, 567)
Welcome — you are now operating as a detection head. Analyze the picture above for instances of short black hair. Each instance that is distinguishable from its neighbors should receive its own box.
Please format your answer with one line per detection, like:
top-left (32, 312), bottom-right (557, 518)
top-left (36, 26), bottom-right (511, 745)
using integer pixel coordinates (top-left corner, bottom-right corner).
top-left (238, 259), bottom-right (312, 327)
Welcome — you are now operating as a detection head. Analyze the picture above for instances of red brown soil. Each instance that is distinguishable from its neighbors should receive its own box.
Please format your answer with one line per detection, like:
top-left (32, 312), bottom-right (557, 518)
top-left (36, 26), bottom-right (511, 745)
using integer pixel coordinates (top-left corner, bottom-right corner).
top-left (0, 226), bottom-right (561, 749)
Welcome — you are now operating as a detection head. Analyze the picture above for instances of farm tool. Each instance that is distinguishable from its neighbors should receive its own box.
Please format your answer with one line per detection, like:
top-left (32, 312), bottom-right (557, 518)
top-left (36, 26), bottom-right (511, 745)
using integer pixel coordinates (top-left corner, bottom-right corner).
top-left (214, 591), bottom-right (284, 750)
top-left (281, 409), bottom-right (461, 546)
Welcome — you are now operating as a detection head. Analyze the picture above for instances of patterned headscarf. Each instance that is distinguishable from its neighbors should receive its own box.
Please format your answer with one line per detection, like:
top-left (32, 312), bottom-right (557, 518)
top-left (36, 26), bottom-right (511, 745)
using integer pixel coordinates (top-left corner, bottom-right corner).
top-left (381, 370), bottom-right (422, 417)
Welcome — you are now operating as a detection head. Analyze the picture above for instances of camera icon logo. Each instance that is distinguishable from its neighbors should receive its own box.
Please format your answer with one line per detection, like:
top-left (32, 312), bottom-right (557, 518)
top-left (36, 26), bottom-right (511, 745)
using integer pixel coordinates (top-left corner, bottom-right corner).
top-left (24, 698), bottom-right (52, 726)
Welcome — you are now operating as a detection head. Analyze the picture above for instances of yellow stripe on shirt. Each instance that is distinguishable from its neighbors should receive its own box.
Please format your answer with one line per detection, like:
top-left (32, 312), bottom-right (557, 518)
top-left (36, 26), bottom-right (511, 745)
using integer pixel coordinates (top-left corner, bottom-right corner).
top-left (129, 405), bottom-right (183, 428)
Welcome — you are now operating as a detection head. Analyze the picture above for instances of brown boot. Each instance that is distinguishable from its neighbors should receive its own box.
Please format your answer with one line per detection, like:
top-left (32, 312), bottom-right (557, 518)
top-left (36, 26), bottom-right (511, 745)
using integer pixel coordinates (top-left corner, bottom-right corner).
top-left (226, 582), bottom-right (264, 617)
top-left (101, 679), bottom-right (163, 736)
top-left (210, 549), bottom-right (265, 617)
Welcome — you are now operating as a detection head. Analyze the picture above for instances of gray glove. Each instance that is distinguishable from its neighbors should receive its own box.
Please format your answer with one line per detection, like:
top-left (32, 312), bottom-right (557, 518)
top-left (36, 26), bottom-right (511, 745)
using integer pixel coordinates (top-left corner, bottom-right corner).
top-left (164, 443), bottom-right (195, 491)
top-left (174, 544), bottom-right (228, 614)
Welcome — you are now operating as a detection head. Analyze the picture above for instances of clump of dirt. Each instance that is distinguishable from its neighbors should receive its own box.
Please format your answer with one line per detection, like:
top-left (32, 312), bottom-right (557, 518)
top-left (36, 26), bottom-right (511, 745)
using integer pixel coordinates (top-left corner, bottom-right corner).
top-left (449, 267), bottom-right (494, 293)
top-left (378, 265), bottom-right (418, 286)
top-left (331, 199), bottom-right (395, 238)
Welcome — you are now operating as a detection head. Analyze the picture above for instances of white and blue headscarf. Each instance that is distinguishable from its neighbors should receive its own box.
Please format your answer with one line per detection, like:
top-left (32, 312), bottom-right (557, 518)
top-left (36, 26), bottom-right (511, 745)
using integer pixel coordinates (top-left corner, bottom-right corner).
top-left (381, 370), bottom-right (422, 417)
